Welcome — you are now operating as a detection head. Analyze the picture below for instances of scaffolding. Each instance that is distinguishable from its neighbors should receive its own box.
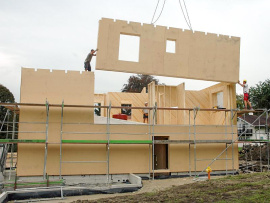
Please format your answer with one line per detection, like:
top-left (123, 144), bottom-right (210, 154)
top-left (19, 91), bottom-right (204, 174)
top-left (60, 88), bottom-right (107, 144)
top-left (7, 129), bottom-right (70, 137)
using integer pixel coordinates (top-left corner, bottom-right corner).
top-left (0, 102), bottom-right (269, 186)
top-left (237, 109), bottom-right (270, 172)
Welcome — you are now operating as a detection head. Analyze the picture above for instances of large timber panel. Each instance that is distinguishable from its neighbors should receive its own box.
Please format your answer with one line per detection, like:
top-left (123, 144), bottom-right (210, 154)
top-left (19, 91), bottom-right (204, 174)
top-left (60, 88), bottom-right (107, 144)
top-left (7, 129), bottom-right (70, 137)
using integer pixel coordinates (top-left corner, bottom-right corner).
top-left (96, 18), bottom-right (240, 83)
top-left (17, 68), bottom-right (95, 176)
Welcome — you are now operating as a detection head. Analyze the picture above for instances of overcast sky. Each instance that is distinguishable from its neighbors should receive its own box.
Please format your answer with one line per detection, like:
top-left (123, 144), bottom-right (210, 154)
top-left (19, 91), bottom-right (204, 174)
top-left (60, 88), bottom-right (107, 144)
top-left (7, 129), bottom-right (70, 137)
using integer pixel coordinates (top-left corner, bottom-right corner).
top-left (0, 0), bottom-right (269, 102)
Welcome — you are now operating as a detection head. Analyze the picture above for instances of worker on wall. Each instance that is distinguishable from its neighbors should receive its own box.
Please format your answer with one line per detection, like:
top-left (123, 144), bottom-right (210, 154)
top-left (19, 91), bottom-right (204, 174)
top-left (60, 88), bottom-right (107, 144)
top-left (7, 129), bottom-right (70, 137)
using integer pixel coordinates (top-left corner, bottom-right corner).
top-left (84, 49), bottom-right (98, 71)
top-left (143, 102), bottom-right (149, 123)
top-left (238, 79), bottom-right (253, 110)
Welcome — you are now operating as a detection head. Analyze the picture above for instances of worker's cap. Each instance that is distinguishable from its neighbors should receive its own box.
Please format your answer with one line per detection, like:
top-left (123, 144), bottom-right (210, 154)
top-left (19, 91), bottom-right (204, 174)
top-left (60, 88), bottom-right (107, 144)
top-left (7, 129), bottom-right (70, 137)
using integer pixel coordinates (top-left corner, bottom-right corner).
top-left (243, 79), bottom-right (247, 82)
top-left (145, 102), bottom-right (148, 104)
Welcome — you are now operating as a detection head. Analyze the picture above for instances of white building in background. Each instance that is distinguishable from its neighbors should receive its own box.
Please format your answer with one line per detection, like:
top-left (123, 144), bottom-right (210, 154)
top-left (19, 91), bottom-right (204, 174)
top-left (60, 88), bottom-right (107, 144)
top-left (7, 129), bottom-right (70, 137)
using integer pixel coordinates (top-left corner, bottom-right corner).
top-left (237, 115), bottom-right (270, 141)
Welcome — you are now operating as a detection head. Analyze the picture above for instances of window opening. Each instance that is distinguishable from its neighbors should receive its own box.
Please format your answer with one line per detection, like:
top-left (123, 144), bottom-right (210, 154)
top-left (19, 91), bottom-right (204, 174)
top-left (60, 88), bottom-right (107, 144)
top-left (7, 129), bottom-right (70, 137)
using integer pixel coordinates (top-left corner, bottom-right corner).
top-left (217, 92), bottom-right (223, 108)
top-left (119, 34), bottom-right (140, 62)
top-left (166, 39), bottom-right (176, 53)
top-left (121, 104), bottom-right (132, 119)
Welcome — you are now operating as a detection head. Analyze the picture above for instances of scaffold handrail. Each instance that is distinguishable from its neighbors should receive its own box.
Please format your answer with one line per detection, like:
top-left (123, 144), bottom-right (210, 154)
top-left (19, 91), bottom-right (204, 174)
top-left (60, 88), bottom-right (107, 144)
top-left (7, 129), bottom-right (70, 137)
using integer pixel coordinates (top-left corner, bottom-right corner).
top-left (1, 102), bottom-right (265, 112)
top-left (1, 139), bottom-right (248, 144)
top-left (0, 139), bottom-right (46, 143)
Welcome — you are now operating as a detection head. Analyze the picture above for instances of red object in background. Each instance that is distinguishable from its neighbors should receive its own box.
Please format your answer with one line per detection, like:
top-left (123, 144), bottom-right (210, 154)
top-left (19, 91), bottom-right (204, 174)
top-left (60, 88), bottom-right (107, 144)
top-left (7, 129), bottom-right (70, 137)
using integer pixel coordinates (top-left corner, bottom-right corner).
top-left (112, 114), bottom-right (128, 120)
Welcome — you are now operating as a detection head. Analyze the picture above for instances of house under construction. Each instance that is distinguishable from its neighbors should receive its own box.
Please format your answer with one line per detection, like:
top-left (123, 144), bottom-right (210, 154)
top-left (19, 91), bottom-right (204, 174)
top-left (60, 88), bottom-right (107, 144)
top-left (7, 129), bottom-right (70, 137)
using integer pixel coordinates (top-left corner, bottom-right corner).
top-left (2, 67), bottom-right (238, 179)
top-left (0, 18), bottom-right (269, 201)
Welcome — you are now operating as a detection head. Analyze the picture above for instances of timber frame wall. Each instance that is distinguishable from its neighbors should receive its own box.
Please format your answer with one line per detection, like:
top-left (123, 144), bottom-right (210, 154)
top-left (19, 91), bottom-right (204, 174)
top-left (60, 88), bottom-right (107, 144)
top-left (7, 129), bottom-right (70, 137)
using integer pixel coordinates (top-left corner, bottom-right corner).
top-left (94, 82), bottom-right (236, 125)
top-left (0, 68), bottom-right (241, 180)
top-left (148, 82), bottom-right (236, 125)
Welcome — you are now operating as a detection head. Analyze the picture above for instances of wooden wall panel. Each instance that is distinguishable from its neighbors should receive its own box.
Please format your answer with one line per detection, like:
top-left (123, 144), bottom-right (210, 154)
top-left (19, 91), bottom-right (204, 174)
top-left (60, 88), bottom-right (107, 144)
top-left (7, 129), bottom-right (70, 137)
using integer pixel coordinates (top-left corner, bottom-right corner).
top-left (176, 83), bottom-right (185, 124)
top-left (155, 86), bottom-right (179, 125)
top-left (148, 82), bottom-right (155, 124)
top-left (185, 90), bottom-right (210, 125)
top-left (18, 68), bottom-right (95, 176)
top-left (96, 18), bottom-right (240, 83)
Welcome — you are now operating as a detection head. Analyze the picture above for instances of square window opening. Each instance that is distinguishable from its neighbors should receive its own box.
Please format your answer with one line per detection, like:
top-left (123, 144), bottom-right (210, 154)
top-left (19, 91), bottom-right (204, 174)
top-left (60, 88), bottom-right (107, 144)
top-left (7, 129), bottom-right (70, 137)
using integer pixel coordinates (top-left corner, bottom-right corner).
top-left (119, 34), bottom-right (140, 62)
top-left (121, 104), bottom-right (132, 119)
top-left (166, 40), bottom-right (176, 53)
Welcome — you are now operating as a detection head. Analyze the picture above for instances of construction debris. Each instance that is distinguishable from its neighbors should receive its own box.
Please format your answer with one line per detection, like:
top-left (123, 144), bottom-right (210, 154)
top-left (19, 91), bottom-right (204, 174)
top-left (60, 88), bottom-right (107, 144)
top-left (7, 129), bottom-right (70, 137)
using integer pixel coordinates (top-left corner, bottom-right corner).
top-left (239, 144), bottom-right (270, 173)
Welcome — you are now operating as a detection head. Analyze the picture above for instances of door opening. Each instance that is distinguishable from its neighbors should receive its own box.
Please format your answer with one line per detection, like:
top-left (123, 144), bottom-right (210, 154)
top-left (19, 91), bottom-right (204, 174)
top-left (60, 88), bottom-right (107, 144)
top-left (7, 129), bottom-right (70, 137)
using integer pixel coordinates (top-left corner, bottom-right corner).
top-left (154, 136), bottom-right (168, 170)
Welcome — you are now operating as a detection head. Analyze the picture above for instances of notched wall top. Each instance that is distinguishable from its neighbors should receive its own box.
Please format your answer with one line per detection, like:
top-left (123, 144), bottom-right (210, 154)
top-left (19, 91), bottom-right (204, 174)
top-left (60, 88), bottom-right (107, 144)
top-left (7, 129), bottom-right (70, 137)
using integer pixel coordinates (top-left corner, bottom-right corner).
top-left (20, 68), bottom-right (94, 104)
top-left (96, 18), bottom-right (240, 83)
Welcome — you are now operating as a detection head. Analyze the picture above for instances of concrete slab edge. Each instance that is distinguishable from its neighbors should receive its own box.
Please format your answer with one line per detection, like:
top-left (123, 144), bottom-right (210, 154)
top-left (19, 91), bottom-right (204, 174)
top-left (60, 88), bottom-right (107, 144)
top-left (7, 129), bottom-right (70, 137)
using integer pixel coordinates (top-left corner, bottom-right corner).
top-left (129, 173), bottom-right (142, 186)
top-left (5, 183), bottom-right (142, 201)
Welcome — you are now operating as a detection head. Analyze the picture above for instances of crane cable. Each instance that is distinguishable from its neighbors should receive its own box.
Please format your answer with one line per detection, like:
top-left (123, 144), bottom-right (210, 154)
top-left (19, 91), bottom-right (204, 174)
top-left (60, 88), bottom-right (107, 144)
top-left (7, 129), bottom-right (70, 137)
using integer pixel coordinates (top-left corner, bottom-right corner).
top-left (182, 0), bottom-right (193, 30)
top-left (178, 0), bottom-right (193, 31)
top-left (151, 0), bottom-right (160, 24)
top-left (151, 0), bottom-right (193, 31)
top-left (151, 0), bottom-right (167, 24)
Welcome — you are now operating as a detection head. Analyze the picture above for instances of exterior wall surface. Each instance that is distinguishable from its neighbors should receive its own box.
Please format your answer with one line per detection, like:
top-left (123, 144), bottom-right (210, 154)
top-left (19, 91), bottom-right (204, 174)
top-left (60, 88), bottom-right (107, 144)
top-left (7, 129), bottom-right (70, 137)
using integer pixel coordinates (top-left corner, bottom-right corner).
top-left (17, 68), bottom-right (95, 176)
top-left (96, 18), bottom-right (240, 83)
top-left (17, 123), bottom-right (239, 176)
